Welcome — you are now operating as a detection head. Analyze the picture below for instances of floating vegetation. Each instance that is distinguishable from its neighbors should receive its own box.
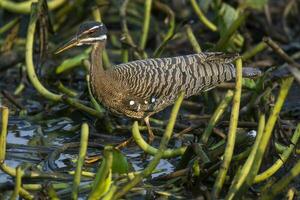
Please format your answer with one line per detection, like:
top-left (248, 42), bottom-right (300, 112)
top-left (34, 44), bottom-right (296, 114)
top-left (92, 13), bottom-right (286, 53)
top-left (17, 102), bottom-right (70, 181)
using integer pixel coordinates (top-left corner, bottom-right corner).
top-left (0, 0), bottom-right (300, 199)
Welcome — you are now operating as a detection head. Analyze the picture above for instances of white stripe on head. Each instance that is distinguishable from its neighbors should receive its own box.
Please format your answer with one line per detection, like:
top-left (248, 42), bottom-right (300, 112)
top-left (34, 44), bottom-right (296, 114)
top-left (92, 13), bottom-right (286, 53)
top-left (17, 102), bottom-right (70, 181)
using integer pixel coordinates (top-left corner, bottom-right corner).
top-left (78, 35), bottom-right (107, 44)
top-left (90, 25), bottom-right (102, 30)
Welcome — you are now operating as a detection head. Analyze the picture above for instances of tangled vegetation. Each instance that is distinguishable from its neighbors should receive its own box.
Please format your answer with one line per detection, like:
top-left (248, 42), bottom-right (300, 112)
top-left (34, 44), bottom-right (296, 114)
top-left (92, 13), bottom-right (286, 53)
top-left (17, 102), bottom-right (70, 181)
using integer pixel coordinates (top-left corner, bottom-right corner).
top-left (0, 0), bottom-right (300, 199)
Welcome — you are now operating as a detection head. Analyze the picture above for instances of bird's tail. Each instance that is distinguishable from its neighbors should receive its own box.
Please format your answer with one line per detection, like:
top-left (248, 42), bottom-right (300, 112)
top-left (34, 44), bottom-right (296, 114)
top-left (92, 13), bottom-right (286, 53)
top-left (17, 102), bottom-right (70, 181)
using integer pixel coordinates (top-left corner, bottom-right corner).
top-left (242, 67), bottom-right (262, 77)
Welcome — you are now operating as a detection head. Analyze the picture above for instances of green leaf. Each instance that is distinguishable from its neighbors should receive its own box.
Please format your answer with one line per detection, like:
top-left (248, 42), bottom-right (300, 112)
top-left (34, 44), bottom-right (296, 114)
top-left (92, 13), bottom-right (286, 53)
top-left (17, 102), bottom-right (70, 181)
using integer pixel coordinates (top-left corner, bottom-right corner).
top-left (88, 147), bottom-right (113, 200)
top-left (112, 149), bottom-right (129, 174)
top-left (242, 78), bottom-right (257, 90)
top-left (199, 0), bottom-right (213, 12)
top-left (243, 0), bottom-right (268, 10)
top-left (218, 3), bottom-right (238, 35)
top-left (217, 3), bottom-right (244, 51)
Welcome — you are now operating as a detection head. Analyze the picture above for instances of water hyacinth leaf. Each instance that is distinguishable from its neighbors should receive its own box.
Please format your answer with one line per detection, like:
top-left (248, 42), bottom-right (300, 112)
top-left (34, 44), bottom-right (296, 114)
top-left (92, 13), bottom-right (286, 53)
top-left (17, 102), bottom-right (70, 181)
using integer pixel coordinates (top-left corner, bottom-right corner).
top-left (112, 148), bottom-right (129, 174)
top-left (242, 78), bottom-right (257, 90)
top-left (243, 0), bottom-right (268, 10)
top-left (218, 3), bottom-right (238, 36)
top-left (216, 3), bottom-right (244, 50)
top-left (88, 147), bottom-right (113, 199)
top-left (199, 0), bottom-right (213, 12)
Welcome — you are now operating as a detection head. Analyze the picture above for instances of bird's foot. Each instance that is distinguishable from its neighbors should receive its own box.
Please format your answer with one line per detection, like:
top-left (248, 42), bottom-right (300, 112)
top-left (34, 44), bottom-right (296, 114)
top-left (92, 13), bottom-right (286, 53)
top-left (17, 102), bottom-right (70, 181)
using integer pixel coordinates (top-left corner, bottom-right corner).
top-left (144, 116), bottom-right (155, 144)
top-left (85, 154), bottom-right (102, 164)
top-left (147, 128), bottom-right (155, 144)
top-left (115, 137), bottom-right (133, 149)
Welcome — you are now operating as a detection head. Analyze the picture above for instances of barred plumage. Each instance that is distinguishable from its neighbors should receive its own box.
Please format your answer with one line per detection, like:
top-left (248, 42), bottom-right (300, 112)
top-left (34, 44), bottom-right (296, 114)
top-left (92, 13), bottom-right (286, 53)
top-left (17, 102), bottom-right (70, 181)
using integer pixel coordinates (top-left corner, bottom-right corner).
top-left (107, 53), bottom-right (237, 118)
top-left (56, 21), bottom-right (261, 121)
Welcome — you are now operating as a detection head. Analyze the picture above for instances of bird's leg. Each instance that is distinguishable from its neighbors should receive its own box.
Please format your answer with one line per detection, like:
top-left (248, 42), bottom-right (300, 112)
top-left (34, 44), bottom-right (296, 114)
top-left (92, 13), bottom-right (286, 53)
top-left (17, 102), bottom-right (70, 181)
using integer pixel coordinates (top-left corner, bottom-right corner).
top-left (115, 137), bottom-right (133, 150)
top-left (144, 116), bottom-right (155, 143)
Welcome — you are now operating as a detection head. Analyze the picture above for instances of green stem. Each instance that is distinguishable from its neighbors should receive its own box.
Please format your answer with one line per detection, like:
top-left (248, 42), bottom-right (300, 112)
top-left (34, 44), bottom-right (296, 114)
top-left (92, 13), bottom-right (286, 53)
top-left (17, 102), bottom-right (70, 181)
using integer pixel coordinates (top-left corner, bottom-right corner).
top-left (57, 82), bottom-right (78, 97)
top-left (10, 166), bottom-right (23, 200)
top-left (122, 48), bottom-right (129, 63)
top-left (139, 0), bottom-right (152, 49)
top-left (261, 159), bottom-right (300, 200)
top-left (92, 7), bottom-right (111, 69)
top-left (55, 48), bottom-right (90, 74)
top-left (0, 17), bottom-right (19, 35)
top-left (27, 3), bottom-right (102, 118)
top-left (189, 0), bottom-right (217, 32)
top-left (86, 75), bottom-right (105, 113)
top-left (120, 0), bottom-right (146, 59)
top-left (26, 3), bottom-right (62, 102)
top-left (72, 123), bottom-right (89, 200)
top-left (20, 188), bottom-right (34, 200)
top-left (225, 113), bottom-right (265, 200)
top-left (0, 0), bottom-right (66, 14)
top-left (241, 41), bottom-right (268, 61)
top-left (201, 90), bottom-right (234, 144)
top-left (212, 58), bottom-right (243, 198)
top-left (0, 106), bottom-right (9, 161)
top-left (62, 96), bottom-right (103, 118)
top-left (109, 92), bottom-right (185, 200)
top-left (254, 123), bottom-right (300, 183)
top-left (185, 25), bottom-right (202, 53)
top-left (214, 13), bottom-right (247, 51)
top-left (244, 77), bottom-right (294, 189)
top-left (132, 121), bottom-right (187, 158)
top-left (153, 1), bottom-right (175, 57)
top-left (88, 147), bottom-right (113, 200)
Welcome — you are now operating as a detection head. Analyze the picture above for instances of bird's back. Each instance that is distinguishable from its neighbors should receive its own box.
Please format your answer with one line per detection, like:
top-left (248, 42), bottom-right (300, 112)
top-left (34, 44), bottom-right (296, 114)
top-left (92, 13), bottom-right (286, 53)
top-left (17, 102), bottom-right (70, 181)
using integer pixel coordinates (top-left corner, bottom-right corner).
top-left (108, 52), bottom-right (238, 118)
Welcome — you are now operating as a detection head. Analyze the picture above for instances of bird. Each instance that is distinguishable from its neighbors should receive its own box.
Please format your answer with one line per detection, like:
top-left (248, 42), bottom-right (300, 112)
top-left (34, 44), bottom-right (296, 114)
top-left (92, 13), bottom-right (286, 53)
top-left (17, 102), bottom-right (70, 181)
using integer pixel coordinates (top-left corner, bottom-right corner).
top-left (55, 21), bottom-right (260, 141)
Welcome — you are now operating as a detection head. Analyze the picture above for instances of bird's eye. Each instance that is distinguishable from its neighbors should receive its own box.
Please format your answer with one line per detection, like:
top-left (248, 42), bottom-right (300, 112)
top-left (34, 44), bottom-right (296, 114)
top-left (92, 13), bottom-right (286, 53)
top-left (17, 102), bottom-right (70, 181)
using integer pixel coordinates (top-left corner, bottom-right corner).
top-left (81, 28), bottom-right (96, 36)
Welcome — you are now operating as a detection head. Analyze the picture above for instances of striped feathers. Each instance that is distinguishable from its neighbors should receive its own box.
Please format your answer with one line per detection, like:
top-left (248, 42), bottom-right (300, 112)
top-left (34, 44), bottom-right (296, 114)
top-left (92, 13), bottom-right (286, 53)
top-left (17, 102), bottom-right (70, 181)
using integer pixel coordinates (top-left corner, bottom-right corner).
top-left (107, 52), bottom-right (237, 118)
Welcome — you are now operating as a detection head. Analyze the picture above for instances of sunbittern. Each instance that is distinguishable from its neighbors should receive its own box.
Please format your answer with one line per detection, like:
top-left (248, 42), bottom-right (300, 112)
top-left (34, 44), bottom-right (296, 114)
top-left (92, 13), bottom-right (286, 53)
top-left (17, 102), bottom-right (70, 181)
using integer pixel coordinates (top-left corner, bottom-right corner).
top-left (55, 21), bottom-right (260, 140)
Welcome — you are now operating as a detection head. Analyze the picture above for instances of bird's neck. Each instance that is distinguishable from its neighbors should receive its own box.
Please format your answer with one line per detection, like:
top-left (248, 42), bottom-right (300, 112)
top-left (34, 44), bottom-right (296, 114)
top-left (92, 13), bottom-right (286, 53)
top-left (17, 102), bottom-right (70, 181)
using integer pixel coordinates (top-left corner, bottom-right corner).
top-left (90, 42), bottom-right (106, 79)
top-left (89, 41), bottom-right (120, 102)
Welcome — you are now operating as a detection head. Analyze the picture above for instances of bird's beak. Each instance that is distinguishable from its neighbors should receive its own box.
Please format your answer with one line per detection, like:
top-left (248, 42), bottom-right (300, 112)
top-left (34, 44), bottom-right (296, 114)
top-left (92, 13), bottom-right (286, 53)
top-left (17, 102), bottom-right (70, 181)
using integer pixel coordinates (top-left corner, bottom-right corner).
top-left (55, 37), bottom-right (78, 54)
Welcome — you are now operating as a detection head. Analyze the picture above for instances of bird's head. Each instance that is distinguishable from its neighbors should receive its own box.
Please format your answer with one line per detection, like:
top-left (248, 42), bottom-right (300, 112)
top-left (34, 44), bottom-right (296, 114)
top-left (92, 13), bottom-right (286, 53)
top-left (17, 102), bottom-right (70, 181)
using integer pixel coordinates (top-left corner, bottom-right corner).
top-left (55, 21), bottom-right (107, 54)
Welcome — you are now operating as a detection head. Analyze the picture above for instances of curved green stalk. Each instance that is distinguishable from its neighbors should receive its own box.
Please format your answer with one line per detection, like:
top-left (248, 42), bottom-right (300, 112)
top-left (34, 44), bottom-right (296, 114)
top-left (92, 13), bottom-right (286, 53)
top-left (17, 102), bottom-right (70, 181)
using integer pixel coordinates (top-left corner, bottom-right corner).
top-left (243, 77), bottom-right (294, 189)
top-left (140, 0), bottom-right (152, 49)
top-left (86, 75), bottom-right (105, 113)
top-left (132, 121), bottom-right (187, 158)
top-left (212, 58), bottom-right (243, 198)
top-left (108, 92), bottom-right (185, 200)
top-left (62, 96), bottom-right (103, 118)
top-left (225, 113), bottom-right (265, 200)
top-left (261, 159), bottom-right (300, 200)
top-left (120, 0), bottom-right (147, 59)
top-left (27, 3), bottom-right (102, 118)
top-left (92, 7), bottom-right (111, 68)
top-left (201, 90), bottom-right (234, 144)
top-left (185, 25), bottom-right (202, 53)
top-left (254, 123), bottom-right (300, 183)
top-left (26, 3), bottom-right (62, 102)
top-left (0, 106), bottom-right (9, 161)
top-left (72, 123), bottom-right (89, 200)
top-left (0, 0), bottom-right (66, 14)
top-left (20, 188), bottom-right (34, 200)
top-left (189, 0), bottom-right (217, 32)
top-left (57, 82), bottom-right (78, 97)
top-left (241, 41), bottom-right (268, 61)
top-left (153, 1), bottom-right (175, 57)
top-left (55, 48), bottom-right (90, 74)
top-left (10, 166), bottom-right (23, 200)
top-left (88, 147), bottom-right (113, 200)
top-left (215, 13), bottom-right (247, 51)
top-left (0, 17), bottom-right (19, 35)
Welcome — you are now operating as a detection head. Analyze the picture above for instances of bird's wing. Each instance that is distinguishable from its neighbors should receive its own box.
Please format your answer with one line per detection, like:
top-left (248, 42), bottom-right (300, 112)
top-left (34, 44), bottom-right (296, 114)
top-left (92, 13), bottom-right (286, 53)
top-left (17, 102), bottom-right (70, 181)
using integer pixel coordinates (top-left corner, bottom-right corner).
top-left (115, 52), bottom-right (239, 70)
top-left (112, 52), bottom-right (238, 113)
